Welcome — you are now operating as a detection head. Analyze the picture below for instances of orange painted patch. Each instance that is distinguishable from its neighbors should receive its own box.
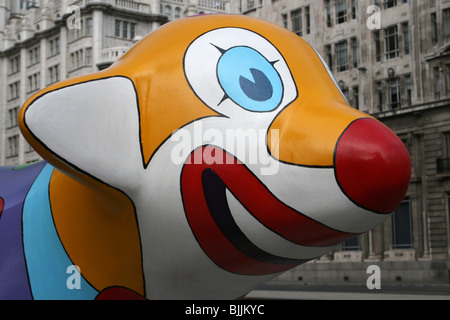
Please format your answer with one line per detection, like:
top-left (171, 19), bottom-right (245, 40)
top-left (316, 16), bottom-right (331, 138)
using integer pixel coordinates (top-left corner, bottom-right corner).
top-left (49, 170), bottom-right (145, 295)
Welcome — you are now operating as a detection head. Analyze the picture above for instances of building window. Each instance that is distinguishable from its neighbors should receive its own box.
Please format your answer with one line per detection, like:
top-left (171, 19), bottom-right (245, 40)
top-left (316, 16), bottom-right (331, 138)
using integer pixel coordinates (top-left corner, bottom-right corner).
top-left (351, 0), bottom-right (356, 19)
top-left (447, 65), bottom-right (450, 97)
top-left (27, 72), bottom-right (40, 93)
top-left (122, 21), bottom-right (128, 38)
top-left (8, 56), bottom-right (20, 75)
top-left (335, 0), bottom-right (347, 24)
top-left (85, 48), bottom-right (93, 66)
top-left (437, 133), bottom-right (450, 174)
top-left (335, 40), bottom-right (348, 72)
top-left (402, 23), bottom-right (410, 55)
top-left (8, 135), bottom-right (19, 158)
top-left (444, 9), bottom-right (450, 43)
top-left (114, 20), bottom-right (137, 39)
top-left (174, 7), bottom-right (181, 20)
top-left (19, 0), bottom-right (37, 10)
top-left (342, 237), bottom-right (360, 251)
top-left (444, 132), bottom-right (450, 159)
top-left (130, 22), bottom-right (136, 39)
top-left (434, 66), bottom-right (441, 100)
top-left (115, 20), bottom-right (121, 37)
top-left (70, 49), bottom-right (83, 71)
top-left (291, 9), bottom-right (302, 36)
top-left (432, 13), bottom-right (438, 46)
top-left (325, 44), bottom-right (333, 71)
top-left (405, 75), bottom-right (412, 106)
top-left (164, 5), bottom-right (172, 18)
top-left (448, 195), bottom-right (450, 235)
top-left (376, 81), bottom-right (383, 111)
top-left (374, 31), bottom-right (381, 62)
top-left (69, 25), bottom-right (82, 42)
top-left (8, 81), bottom-right (20, 100)
top-left (352, 86), bottom-right (359, 109)
top-left (325, 0), bottom-right (332, 27)
top-left (392, 198), bottom-right (413, 249)
top-left (351, 37), bottom-right (358, 68)
top-left (388, 77), bottom-right (401, 109)
top-left (48, 65), bottom-right (59, 84)
top-left (8, 107), bottom-right (19, 128)
top-left (305, 6), bottom-right (311, 35)
top-left (28, 46), bottom-right (40, 66)
top-left (48, 37), bottom-right (60, 57)
top-left (282, 14), bottom-right (288, 29)
top-left (86, 18), bottom-right (93, 36)
top-left (385, 25), bottom-right (399, 59)
top-left (384, 0), bottom-right (397, 9)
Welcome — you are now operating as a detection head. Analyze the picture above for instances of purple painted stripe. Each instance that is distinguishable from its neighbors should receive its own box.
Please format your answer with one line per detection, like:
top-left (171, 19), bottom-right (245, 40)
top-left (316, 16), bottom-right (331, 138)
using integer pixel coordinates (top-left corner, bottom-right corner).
top-left (0, 162), bottom-right (47, 300)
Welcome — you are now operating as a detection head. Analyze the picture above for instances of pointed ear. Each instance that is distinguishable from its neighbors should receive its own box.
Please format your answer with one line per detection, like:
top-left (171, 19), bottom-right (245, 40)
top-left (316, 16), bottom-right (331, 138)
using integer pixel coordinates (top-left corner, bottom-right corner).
top-left (20, 76), bottom-right (145, 190)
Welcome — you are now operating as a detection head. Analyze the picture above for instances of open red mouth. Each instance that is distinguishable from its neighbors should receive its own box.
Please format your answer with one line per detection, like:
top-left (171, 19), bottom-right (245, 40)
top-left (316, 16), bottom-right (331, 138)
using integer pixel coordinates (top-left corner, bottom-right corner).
top-left (181, 146), bottom-right (357, 276)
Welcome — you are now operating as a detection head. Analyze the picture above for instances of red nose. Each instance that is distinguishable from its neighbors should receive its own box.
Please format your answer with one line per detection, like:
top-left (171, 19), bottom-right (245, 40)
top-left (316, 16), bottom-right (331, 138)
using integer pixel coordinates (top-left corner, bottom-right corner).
top-left (335, 118), bottom-right (411, 214)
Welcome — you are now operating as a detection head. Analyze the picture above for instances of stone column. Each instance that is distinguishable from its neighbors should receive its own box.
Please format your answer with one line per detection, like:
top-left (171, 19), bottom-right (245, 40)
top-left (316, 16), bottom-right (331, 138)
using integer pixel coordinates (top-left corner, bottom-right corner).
top-left (18, 47), bottom-right (27, 165)
top-left (92, 9), bottom-right (103, 71)
top-left (59, 25), bottom-right (68, 80)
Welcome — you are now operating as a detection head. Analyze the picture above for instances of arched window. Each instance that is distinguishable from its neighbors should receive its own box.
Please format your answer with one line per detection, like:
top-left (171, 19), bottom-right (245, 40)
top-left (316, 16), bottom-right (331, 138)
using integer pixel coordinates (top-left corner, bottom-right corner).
top-left (174, 7), bottom-right (182, 19)
top-left (164, 5), bottom-right (172, 19)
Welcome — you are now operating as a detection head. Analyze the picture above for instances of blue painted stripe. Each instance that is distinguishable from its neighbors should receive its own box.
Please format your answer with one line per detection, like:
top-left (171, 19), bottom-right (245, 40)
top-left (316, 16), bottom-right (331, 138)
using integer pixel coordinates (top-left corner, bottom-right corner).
top-left (23, 164), bottom-right (98, 300)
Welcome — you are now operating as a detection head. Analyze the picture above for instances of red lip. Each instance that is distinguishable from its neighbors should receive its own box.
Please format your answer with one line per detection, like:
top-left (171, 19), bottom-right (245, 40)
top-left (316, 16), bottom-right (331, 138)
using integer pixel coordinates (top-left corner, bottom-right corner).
top-left (181, 146), bottom-right (357, 275)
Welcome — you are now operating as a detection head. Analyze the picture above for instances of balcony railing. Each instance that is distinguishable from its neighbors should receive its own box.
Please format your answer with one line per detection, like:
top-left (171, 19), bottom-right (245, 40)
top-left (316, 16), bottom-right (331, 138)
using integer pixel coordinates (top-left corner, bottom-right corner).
top-left (198, 0), bottom-right (227, 11)
top-left (80, 0), bottom-right (151, 13)
top-left (437, 157), bottom-right (450, 174)
top-left (100, 47), bottom-right (129, 63)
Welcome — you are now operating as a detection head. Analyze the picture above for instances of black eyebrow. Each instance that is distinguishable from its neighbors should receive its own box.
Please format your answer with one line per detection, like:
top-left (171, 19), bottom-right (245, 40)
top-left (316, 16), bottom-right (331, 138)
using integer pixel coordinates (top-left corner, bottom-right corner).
top-left (210, 43), bottom-right (227, 54)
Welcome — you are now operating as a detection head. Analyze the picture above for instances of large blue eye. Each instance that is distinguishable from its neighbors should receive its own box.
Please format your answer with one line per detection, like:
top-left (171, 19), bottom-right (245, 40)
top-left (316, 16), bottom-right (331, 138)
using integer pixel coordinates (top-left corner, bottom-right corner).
top-left (217, 46), bottom-right (283, 112)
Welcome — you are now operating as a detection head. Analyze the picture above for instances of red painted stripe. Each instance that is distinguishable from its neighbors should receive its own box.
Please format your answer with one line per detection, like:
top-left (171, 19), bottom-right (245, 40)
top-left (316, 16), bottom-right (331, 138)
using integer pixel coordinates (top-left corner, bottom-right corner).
top-left (0, 197), bottom-right (3, 218)
top-left (181, 147), bottom-right (356, 275)
top-left (95, 287), bottom-right (147, 300)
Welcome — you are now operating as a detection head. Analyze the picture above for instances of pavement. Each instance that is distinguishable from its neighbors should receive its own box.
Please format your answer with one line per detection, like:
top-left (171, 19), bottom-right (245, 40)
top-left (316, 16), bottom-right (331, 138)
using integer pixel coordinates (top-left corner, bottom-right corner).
top-left (246, 281), bottom-right (450, 300)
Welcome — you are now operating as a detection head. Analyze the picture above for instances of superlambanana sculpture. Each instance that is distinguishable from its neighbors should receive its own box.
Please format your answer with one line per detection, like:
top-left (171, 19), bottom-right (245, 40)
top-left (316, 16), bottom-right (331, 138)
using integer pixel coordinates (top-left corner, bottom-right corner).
top-left (0, 15), bottom-right (411, 300)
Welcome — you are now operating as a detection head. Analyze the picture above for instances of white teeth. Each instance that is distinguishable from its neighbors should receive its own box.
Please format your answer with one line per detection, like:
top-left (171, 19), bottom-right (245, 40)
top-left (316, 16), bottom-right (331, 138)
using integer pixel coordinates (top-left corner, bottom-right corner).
top-left (225, 189), bottom-right (336, 260)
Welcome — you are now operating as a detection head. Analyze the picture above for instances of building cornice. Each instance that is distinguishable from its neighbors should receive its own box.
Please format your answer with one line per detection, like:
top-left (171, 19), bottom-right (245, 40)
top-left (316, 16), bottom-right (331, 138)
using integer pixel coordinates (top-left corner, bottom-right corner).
top-left (373, 99), bottom-right (450, 120)
top-left (82, 2), bottom-right (168, 23)
top-left (0, 3), bottom-right (168, 57)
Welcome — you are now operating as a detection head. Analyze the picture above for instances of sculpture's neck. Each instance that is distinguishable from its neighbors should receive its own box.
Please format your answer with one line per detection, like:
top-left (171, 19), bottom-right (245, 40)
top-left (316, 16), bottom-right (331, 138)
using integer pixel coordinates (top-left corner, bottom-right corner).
top-left (49, 169), bottom-right (145, 296)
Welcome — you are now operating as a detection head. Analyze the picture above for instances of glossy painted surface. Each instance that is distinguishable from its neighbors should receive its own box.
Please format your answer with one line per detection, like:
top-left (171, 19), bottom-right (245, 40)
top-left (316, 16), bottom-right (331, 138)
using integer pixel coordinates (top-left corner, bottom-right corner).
top-left (0, 15), bottom-right (411, 299)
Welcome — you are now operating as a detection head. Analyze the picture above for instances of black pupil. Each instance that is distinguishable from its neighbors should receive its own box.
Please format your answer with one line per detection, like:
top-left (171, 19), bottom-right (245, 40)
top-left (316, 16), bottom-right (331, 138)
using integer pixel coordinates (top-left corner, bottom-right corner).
top-left (239, 68), bottom-right (273, 102)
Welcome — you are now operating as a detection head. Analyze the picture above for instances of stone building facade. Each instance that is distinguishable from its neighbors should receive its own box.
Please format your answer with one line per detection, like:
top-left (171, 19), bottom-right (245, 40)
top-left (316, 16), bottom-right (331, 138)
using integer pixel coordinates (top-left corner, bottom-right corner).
top-left (244, 0), bottom-right (450, 284)
top-left (1, 0), bottom-right (450, 284)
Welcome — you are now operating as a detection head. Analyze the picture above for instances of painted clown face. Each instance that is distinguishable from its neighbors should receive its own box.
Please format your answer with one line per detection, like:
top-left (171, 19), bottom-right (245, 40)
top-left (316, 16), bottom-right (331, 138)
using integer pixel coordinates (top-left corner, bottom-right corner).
top-left (19, 15), bottom-right (411, 299)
